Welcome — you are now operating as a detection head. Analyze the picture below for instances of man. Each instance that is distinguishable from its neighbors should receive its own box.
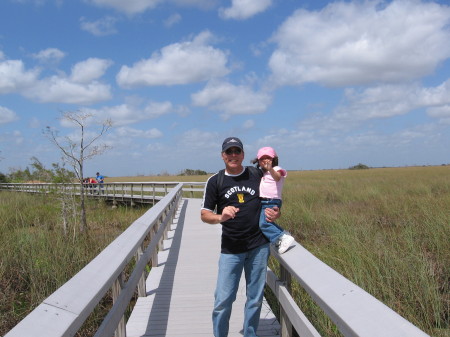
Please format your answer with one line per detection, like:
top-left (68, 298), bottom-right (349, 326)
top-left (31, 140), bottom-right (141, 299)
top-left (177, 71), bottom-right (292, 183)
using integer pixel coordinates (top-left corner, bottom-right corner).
top-left (201, 137), bottom-right (280, 337)
top-left (96, 172), bottom-right (104, 194)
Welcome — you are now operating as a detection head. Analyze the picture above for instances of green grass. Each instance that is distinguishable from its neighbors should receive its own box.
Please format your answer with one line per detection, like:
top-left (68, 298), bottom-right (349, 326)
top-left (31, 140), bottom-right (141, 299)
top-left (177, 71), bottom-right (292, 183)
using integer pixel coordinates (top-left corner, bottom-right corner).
top-left (275, 166), bottom-right (450, 336)
top-left (1, 166), bottom-right (449, 336)
top-left (0, 192), bottom-right (145, 336)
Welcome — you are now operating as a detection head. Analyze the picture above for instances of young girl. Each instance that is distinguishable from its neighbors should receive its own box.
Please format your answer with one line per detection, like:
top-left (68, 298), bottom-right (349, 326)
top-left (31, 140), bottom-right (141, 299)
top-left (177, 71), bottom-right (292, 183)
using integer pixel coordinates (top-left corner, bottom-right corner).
top-left (252, 147), bottom-right (294, 254)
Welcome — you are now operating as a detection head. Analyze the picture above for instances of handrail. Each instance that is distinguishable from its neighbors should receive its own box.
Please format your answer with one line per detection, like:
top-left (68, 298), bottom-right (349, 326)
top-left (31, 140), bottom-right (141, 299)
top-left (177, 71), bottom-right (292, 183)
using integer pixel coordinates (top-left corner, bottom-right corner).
top-left (5, 183), bottom-right (184, 337)
top-left (267, 242), bottom-right (430, 337)
top-left (0, 182), bottom-right (206, 202)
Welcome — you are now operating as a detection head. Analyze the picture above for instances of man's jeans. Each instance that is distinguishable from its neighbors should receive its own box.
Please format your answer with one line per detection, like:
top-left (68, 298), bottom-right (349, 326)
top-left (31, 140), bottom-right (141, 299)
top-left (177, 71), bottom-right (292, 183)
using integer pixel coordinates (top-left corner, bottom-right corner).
top-left (212, 243), bottom-right (270, 337)
top-left (259, 199), bottom-right (284, 244)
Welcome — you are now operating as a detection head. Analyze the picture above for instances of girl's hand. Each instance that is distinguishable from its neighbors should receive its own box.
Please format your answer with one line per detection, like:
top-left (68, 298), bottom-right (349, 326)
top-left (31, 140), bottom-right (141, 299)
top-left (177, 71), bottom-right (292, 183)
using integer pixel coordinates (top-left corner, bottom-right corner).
top-left (262, 159), bottom-right (272, 171)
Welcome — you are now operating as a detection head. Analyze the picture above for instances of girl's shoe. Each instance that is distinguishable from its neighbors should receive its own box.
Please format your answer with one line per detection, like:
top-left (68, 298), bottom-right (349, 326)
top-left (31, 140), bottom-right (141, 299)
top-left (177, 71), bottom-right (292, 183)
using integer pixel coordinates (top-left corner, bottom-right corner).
top-left (277, 234), bottom-right (294, 254)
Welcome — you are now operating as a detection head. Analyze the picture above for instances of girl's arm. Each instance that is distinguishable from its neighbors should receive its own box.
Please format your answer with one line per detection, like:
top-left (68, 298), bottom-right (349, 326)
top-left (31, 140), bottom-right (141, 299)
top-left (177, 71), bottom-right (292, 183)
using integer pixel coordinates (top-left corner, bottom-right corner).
top-left (268, 167), bottom-right (282, 182)
top-left (262, 160), bottom-right (283, 182)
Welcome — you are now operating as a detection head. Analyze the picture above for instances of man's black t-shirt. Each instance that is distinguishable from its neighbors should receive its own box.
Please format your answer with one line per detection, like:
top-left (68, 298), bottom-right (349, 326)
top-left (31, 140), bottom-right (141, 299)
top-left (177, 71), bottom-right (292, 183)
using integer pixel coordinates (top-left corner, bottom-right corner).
top-left (201, 167), bottom-right (268, 254)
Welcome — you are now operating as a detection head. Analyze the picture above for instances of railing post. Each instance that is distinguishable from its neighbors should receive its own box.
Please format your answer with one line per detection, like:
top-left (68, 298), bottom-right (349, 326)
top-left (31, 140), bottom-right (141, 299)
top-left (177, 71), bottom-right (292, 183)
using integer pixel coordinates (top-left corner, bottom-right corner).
top-left (158, 216), bottom-right (164, 251)
top-left (150, 221), bottom-right (159, 267)
top-left (163, 208), bottom-right (170, 240)
top-left (280, 264), bottom-right (294, 337)
top-left (112, 272), bottom-right (126, 337)
top-left (136, 243), bottom-right (147, 297)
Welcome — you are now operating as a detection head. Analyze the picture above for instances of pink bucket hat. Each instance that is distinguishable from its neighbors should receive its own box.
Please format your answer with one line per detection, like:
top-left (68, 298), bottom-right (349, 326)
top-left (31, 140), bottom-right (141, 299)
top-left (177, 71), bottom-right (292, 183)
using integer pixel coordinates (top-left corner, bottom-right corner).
top-left (257, 146), bottom-right (277, 159)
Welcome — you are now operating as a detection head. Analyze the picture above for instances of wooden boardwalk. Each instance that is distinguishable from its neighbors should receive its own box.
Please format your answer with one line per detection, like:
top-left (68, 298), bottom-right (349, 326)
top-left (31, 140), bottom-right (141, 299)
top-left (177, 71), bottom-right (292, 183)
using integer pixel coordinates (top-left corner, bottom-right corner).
top-left (126, 198), bottom-right (280, 337)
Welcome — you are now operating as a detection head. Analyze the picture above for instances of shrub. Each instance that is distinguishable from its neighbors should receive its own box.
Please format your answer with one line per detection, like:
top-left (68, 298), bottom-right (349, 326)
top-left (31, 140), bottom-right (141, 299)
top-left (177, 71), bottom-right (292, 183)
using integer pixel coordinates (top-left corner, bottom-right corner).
top-left (349, 163), bottom-right (370, 170)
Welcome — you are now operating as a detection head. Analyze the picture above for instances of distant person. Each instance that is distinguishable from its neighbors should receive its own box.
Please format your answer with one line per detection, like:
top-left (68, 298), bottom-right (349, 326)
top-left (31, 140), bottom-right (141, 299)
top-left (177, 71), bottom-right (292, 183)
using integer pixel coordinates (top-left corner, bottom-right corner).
top-left (88, 177), bottom-right (97, 194)
top-left (83, 178), bottom-right (96, 194)
top-left (251, 147), bottom-right (294, 254)
top-left (201, 137), bottom-right (281, 337)
top-left (96, 172), bottom-right (104, 194)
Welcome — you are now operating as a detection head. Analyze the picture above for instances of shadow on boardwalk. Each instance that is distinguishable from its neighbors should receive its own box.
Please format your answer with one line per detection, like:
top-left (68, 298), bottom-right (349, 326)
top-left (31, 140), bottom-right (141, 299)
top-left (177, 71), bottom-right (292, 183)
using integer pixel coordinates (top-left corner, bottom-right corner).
top-left (126, 198), bottom-right (280, 337)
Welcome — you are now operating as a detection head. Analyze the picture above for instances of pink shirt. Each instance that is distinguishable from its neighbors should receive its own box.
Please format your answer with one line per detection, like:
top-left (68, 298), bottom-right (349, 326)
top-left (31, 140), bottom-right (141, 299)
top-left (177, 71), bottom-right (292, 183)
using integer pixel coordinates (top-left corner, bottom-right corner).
top-left (259, 166), bottom-right (287, 199)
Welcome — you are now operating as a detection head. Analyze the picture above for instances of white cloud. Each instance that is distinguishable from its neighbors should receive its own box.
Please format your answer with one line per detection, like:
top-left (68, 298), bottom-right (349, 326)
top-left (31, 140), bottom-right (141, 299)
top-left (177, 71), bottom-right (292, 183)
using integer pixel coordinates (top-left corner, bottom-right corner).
top-left (80, 16), bottom-right (118, 36)
top-left (32, 48), bottom-right (65, 62)
top-left (269, 0), bottom-right (450, 87)
top-left (343, 79), bottom-right (450, 121)
top-left (294, 79), bottom-right (450, 135)
top-left (70, 58), bottom-right (113, 83)
top-left (427, 105), bottom-right (450, 118)
top-left (85, 0), bottom-right (161, 15)
top-left (116, 126), bottom-right (163, 138)
top-left (24, 76), bottom-right (112, 104)
top-left (0, 57), bottom-right (112, 104)
top-left (170, 0), bottom-right (217, 9)
top-left (11, 0), bottom-right (47, 5)
top-left (164, 13), bottom-right (181, 27)
top-left (116, 31), bottom-right (229, 87)
top-left (191, 80), bottom-right (272, 118)
top-left (0, 60), bottom-right (40, 94)
top-left (29, 117), bottom-right (41, 128)
top-left (0, 106), bottom-right (18, 124)
top-left (427, 105), bottom-right (450, 124)
top-left (84, 104), bottom-right (136, 125)
top-left (22, 58), bottom-right (112, 104)
top-left (85, 0), bottom-right (217, 14)
top-left (82, 100), bottom-right (174, 126)
top-left (143, 101), bottom-right (173, 119)
top-left (243, 119), bottom-right (254, 129)
top-left (13, 130), bottom-right (25, 145)
top-left (219, 0), bottom-right (272, 20)
top-left (177, 129), bottom-right (220, 152)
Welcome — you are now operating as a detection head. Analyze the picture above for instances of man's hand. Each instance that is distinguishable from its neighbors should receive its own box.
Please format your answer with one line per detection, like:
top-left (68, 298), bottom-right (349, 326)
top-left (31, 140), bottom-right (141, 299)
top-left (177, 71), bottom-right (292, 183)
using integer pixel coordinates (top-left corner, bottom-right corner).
top-left (265, 206), bottom-right (280, 223)
top-left (220, 206), bottom-right (239, 222)
top-left (201, 206), bottom-right (239, 224)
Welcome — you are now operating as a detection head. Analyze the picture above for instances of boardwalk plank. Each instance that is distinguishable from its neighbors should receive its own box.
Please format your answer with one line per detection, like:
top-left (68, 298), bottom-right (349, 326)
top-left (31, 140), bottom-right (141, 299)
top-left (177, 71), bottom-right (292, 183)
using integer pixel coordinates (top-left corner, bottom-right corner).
top-left (126, 198), bottom-right (280, 337)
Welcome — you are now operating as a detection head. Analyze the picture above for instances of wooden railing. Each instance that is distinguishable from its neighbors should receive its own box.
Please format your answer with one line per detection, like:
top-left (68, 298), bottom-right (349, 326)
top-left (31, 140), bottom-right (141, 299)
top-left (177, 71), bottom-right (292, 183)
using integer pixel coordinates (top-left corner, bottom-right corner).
top-left (5, 183), bottom-right (185, 337)
top-left (2, 182), bottom-right (430, 337)
top-left (0, 182), bottom-right (205, 203)
top-left (267, 243), bottom-right (430, 337)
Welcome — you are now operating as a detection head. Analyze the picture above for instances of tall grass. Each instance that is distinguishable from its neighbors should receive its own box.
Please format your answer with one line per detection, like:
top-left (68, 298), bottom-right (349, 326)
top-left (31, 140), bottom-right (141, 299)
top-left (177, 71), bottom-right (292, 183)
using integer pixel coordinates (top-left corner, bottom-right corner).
top-left (0, 192), bottom-right (145, 336)
top-left (276, 166), bottom-right (449, 336)
top-left (1, 166), bottom-right (449, 336)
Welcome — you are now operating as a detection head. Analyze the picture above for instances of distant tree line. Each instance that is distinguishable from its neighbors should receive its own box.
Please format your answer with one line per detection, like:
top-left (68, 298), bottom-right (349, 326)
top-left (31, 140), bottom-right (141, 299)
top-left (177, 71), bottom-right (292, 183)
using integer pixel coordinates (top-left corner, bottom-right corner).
top-left (0, 157), bottom-right (76, 183)
top-left (178, 169), bottom-right (209, 176)
top-left (349, 163), bottom-right (370, 170)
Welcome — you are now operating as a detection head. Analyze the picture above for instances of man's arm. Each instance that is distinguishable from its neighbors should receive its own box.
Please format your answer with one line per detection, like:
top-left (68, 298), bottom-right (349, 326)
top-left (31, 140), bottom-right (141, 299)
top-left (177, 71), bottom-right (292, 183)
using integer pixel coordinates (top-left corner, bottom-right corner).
top-left (201, 206), bottom-right (239, 224)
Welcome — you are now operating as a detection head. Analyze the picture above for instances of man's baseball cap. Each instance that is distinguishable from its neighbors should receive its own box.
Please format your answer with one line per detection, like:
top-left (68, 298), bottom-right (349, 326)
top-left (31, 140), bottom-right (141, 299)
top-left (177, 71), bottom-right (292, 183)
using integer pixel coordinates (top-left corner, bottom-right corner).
top-left (222, 137), bottom-right (243, 152)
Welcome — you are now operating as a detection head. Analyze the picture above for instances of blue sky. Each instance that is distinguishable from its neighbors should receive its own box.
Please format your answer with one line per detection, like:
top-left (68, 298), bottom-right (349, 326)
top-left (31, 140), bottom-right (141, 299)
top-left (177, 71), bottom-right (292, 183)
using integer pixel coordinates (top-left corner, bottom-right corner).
top-left (1, 0), bottom-right (450, 177)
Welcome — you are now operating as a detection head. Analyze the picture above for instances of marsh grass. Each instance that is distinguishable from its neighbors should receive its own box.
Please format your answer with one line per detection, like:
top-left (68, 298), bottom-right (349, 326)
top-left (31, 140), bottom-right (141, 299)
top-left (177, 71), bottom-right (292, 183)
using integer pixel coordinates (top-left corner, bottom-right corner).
top-left (0, 192), bottom-right (145, 336)
top-left (1, 166), bottom-right (449, 336)
top-left (276, 166), bottom-right (450, 336)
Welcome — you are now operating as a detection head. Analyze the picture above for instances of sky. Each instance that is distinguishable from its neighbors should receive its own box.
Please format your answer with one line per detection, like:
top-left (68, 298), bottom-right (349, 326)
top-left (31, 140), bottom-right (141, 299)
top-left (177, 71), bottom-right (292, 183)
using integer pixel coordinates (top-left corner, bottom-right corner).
top-left (1, 0), bottom-right (450, 177)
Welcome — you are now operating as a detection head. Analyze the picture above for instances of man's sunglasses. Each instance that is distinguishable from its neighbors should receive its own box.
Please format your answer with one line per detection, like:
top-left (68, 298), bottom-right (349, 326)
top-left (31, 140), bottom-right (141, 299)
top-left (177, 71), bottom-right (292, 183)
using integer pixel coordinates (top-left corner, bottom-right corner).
top-left (225, 148), bottom-right (242, 155)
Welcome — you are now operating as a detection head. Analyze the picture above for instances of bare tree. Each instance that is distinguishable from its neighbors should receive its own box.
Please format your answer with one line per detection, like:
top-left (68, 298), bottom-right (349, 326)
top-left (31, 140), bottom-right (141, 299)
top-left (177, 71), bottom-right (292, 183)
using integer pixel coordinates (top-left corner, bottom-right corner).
top-left (45, 111), bottom-right (112, 233)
